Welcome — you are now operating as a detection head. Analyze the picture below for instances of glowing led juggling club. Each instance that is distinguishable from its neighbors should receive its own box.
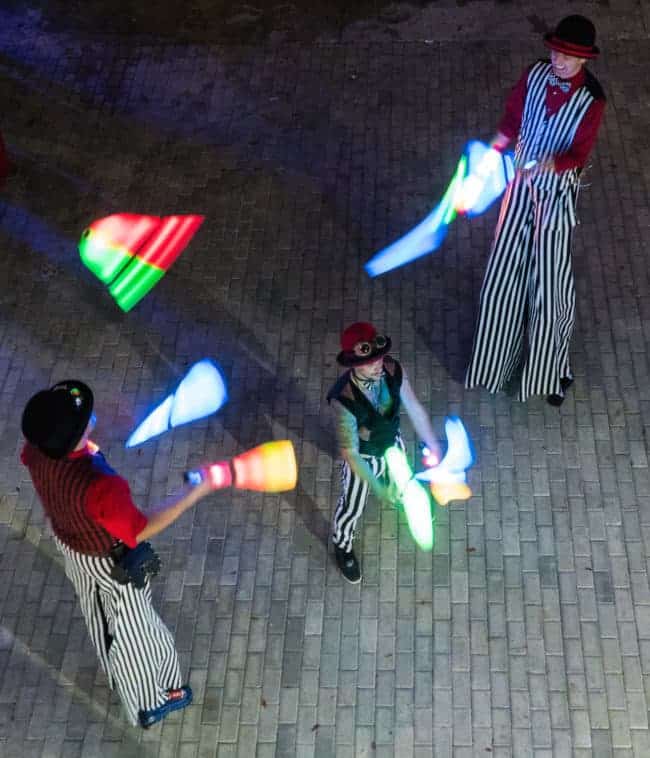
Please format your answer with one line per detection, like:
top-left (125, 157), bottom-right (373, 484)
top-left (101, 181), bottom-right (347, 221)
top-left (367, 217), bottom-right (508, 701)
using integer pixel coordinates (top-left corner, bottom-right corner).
top-left (126, 360), bottom-right (227, 447)
top-left (384, 446), bottom-right (434, 551)
top-left (184, 440), bottom-right (298, 493)
top-left (79, 213), bottom-right (204, 311)
top-left (455, 142), bottom-right (513, 216)
top-left (364, 156), bottom-right (466, 278)
top-left (416, 417), bottom-right (475, 506)
top-left (364, 141), bottom-right (515, 277)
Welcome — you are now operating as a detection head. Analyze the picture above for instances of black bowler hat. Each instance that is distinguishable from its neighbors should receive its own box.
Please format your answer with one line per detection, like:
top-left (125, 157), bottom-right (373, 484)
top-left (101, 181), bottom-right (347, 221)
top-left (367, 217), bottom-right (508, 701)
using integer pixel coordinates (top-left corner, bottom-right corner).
top-left (22, 380), bottom-right (94, 459)
top-left (544, 15), bottom-right (600, 59)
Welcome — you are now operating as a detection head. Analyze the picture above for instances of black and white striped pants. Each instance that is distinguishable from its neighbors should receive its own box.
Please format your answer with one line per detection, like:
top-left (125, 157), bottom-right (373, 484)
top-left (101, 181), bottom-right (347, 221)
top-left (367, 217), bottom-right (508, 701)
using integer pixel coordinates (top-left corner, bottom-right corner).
top-left (55, 538), bottom-right (182, 725)
top-left (465, 177), bottom-right (576, 401)
top-left (332, 437), bottom-right (404, 552)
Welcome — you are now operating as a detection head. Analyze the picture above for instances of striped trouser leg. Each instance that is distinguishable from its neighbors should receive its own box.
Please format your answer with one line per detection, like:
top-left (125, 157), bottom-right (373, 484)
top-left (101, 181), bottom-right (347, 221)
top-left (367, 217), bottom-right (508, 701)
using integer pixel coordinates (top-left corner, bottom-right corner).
top-left (465, 180), bottom-right (535, 393)
top-left (57, 540), bottom-right (113, 679)
top-left (520, 206), bottom-right (575, 400)
top-left (332, 455), bottom-right (386, 553)
top-left (56, 539), bottom-right (183, 726)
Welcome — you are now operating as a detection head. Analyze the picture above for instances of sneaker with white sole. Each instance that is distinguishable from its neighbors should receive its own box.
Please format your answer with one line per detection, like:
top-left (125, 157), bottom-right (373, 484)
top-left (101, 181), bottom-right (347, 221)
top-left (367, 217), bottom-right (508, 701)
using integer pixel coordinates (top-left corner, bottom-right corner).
top-left (334, 546), bottom-right (362, 584)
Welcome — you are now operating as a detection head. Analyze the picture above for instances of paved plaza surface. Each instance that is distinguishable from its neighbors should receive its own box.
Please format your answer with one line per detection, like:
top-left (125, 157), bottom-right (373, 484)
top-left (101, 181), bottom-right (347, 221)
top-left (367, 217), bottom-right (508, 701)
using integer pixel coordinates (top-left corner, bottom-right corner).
top-left (1, 1), bottom-right (650, 756)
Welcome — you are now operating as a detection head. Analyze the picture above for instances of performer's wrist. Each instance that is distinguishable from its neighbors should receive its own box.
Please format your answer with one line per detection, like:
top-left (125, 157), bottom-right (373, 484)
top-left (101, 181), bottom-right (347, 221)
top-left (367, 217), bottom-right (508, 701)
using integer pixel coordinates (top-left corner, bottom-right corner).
top-left (489, 132), bottom-right (510, 153)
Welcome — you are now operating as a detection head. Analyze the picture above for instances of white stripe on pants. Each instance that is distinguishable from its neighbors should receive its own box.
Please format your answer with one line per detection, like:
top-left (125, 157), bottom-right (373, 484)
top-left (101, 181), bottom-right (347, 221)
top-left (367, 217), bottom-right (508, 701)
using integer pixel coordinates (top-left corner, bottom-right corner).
top-left (55, 538), bottom-right (182, 725)
top-left (332, 437), bottom-right (404, 552)
top-left (465, 177), bottom-right (576, 401)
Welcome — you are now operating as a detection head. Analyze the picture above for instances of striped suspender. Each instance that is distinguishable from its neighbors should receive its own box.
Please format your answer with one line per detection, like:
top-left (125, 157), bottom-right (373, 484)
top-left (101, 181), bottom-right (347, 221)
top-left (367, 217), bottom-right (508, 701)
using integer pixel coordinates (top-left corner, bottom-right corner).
top-left (516, 61), bottom-right (595, 193)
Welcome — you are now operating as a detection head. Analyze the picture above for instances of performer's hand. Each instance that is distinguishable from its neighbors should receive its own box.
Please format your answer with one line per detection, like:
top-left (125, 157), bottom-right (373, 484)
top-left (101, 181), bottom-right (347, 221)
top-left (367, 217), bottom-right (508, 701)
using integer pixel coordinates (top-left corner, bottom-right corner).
top-left (388, 481), bottom-right (402, 504)
top-left (489, 132), bottom-right (510, 153)
top-left (377, 483), bottom-right (400, 507)
top-left (520, 158), bottom-right (555, 177)
top-left (421, 440), bottom-right (442, 467)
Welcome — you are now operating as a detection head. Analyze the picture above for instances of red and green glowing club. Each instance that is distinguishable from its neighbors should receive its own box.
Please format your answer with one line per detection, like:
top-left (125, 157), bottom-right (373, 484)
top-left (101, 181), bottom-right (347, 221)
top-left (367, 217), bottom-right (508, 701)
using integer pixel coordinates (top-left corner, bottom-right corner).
top-left (365, 141), bottom-right (515, 277)
top-left (79, 213), bottom-right (204, 311)
top-left (384, 446), bottom-right (434, 551)
top-left (185, 440), bottom-right (298, 493)
top-left (126, 359), bottom-right (227, 448)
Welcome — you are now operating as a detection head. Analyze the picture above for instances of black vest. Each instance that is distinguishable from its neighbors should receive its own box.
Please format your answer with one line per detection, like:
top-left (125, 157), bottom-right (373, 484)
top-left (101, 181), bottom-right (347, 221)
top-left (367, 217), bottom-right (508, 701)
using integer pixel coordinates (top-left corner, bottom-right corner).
top-left (327, 356), bottom-right (402, 457)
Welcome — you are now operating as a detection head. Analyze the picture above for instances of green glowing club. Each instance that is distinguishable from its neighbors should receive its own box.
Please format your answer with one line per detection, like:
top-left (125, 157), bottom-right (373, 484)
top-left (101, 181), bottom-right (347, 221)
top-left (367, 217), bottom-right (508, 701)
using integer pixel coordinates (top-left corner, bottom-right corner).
top-left (384, 446), bottom-right (435, 551)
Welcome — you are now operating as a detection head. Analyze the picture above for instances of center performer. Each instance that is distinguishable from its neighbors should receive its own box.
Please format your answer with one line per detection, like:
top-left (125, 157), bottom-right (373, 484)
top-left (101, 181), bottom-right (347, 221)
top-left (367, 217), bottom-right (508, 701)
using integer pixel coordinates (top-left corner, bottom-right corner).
top-left (327, 322), bottom-right (440, 583)
top-left (465, 15), bottom-right (606, 405)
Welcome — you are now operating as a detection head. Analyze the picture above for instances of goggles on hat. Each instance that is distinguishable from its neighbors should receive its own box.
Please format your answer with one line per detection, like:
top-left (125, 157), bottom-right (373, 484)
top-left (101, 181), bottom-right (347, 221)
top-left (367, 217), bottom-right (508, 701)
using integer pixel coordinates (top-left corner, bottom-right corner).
top-left (353, 335), bottom-right (388, 358)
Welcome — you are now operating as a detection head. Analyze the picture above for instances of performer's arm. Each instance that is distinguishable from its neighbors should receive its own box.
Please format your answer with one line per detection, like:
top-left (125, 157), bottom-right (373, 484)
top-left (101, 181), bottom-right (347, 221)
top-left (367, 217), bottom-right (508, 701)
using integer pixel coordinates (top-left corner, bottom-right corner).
top-left (333, 400), bottom-right (394, 502)
top-left (86, 474), bottom-right (212, 544)
top-left (490, 131), bottom-right (512, 152)
top-left (491, 66), bottom-right (530, 150)
top-left (553, 98), bottom-right (606, 172)
top-left (399, 372), bottom-right (441, 462)
top-left (135, 480), bottom-right (212, 542)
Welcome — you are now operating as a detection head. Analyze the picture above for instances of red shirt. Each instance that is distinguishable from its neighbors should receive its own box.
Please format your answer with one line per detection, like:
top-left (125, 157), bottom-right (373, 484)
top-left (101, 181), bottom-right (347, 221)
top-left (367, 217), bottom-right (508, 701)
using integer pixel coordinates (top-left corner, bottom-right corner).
top-left (22, 442), bottom-right (147, 549)
top-left (85, 474), bottom-right (147, 548)
top-left (497, 64), bottom-right (605, 173)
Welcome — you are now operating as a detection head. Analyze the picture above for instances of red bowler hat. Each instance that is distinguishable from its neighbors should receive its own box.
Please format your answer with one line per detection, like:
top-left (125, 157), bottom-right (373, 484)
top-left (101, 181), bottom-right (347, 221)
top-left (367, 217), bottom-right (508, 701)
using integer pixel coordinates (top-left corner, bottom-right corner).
top-left (544, 15), bottom-right (600, 59)
top-left (336, 322), bottom-right (392, 367)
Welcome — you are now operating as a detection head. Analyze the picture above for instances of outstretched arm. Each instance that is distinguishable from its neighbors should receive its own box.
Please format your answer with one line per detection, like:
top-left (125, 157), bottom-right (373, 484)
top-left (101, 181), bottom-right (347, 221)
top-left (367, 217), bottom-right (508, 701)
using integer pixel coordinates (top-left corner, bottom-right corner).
top-left (136, 479), bottom-right (213, 543)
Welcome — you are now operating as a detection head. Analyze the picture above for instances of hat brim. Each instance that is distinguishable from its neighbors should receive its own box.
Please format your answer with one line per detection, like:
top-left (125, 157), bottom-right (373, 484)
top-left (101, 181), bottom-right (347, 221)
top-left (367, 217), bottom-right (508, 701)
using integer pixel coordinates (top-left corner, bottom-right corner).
top-left (544, 34), bottom-right (599, 59)
top-left (336, 338), bottom-right (392, 367)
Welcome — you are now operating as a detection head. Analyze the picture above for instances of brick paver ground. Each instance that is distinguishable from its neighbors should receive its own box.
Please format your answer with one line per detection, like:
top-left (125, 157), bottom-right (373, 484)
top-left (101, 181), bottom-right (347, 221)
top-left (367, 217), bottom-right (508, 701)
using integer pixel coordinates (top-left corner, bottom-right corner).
top-left (1, 1), bottom-right (650, 756)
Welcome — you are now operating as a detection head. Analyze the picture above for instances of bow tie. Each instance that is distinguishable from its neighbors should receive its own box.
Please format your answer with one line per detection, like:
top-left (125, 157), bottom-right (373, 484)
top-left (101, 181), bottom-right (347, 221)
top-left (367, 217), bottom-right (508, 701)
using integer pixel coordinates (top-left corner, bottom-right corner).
top-left (357, 376), bottom-right (379, 390)
top-left (358, 377), bottom-right (378, 390)
top-left (548, 74), bottom-right (571, 93)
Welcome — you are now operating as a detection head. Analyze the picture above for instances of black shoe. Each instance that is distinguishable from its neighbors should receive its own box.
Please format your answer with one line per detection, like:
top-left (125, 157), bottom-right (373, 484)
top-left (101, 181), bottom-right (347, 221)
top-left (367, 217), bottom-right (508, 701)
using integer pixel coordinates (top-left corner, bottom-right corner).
top-left (547, 377), bottom-right (574, 407)
top-left (334, 546), bottom-right (361, 584)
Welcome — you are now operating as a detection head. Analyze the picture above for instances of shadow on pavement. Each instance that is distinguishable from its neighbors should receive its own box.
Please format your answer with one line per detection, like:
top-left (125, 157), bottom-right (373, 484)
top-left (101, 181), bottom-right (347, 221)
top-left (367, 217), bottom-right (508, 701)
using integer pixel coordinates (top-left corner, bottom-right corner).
top-left (0, 526), bottom-right (157, 756)
top-left (10, 0), bottom-right (432, 43)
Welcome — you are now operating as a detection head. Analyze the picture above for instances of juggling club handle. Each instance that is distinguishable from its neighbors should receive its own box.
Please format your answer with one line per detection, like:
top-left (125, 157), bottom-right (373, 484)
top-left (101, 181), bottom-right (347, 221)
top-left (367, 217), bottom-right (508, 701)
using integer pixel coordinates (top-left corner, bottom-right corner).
top-left (183, 440), bottom-right (298, 494)
top-left (184, 460), bottom-right (233, 490)
top-left (184, 470), bottom-right (204, 486)
top-left (419, 442), bottom-right (440, 468)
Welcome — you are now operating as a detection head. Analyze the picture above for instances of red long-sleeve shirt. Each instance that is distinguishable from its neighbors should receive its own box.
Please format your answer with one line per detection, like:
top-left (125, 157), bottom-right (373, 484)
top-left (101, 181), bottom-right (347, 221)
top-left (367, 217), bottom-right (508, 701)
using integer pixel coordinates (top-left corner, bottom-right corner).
top-left (497, 64), bottom-right (605, 173)
top-left (22, 442), bottom-right (147, 552)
